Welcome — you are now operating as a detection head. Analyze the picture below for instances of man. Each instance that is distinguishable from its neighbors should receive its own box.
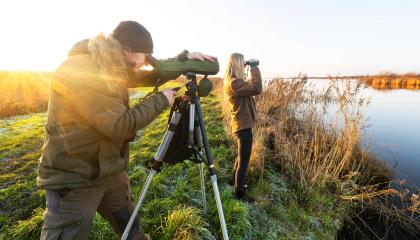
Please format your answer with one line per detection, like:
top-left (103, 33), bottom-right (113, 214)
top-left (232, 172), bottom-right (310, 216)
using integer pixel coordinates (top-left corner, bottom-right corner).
top-left (37, 20), bottom-right (215, 240)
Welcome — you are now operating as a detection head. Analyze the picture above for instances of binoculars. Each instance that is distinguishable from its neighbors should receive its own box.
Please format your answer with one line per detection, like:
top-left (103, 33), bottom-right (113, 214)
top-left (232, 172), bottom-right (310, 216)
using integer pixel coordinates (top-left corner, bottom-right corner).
top-left (245, 59), bottom-right (259, 67)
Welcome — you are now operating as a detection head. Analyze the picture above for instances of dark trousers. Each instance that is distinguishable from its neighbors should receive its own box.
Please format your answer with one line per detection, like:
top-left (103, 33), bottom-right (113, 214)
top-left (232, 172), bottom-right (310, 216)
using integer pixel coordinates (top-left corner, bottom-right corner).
top-left (233, 128), bottom-right (253, 191)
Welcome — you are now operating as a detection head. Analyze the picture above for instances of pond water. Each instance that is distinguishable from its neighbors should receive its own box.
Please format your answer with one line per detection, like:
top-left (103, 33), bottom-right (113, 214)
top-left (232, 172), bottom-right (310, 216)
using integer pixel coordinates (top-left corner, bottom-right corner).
top-left (311, 79), bottom-right (420, 187)
top-left (363, 87), bottom-right (420, 187)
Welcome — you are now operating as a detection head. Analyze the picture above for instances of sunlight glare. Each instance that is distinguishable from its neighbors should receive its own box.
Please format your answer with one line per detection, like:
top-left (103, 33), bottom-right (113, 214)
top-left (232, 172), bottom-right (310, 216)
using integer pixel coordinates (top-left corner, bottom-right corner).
top-left (140, 65), bottom-right (154, 71)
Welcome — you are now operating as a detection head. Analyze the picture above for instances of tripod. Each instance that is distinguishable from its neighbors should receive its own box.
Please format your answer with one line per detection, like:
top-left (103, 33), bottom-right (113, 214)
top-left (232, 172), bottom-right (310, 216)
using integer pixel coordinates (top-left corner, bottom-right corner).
top-left (121, 73), bottom-right (229, 240)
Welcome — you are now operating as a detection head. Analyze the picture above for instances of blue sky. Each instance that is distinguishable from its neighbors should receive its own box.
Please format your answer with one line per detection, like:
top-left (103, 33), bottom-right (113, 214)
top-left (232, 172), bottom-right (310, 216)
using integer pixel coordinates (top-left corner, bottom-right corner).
top-left (1, 0), bottom-right (419, 77)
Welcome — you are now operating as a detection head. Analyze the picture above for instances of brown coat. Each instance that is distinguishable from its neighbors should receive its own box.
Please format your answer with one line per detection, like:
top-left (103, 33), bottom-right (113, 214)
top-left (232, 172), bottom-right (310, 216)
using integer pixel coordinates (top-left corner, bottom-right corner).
top-left (37, 42), bottom-right (169, 190)
top-left (225, 67), bottom-right (262, 133)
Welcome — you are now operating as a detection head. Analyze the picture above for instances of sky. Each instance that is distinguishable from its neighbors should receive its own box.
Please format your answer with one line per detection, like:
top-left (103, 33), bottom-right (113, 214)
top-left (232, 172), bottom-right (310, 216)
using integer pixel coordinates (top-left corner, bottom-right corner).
top-left (1, 0), bottom-right (419, 77)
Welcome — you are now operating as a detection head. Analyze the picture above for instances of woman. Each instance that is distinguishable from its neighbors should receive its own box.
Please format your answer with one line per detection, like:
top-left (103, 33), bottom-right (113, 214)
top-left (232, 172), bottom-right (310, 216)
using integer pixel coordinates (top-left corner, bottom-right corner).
top-left (224, 53), bottom-right (262, 201)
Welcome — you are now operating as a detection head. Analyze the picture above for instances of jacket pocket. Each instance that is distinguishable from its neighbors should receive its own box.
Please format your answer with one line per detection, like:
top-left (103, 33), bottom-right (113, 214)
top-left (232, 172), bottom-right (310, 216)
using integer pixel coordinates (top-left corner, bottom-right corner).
top-left (97, 140), bottom-right (126, 178)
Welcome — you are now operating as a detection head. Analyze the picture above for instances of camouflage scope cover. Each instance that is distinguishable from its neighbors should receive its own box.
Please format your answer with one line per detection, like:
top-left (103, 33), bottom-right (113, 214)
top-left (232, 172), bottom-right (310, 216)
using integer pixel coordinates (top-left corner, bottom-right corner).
top-left (151, 58), bottom-right (219, 82)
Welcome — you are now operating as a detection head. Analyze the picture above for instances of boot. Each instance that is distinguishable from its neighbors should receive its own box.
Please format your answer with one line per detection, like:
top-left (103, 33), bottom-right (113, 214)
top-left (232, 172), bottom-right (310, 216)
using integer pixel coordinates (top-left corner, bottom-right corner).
top-left (234, 186), bottom-right (254, 203)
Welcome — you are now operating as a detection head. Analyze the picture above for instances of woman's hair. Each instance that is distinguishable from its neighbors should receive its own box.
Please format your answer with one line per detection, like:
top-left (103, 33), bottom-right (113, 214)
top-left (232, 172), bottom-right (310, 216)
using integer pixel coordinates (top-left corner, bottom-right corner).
top-left (88, 33), bottom-right (129, 96)
top-left (224, 53), bottom-right (245, 95)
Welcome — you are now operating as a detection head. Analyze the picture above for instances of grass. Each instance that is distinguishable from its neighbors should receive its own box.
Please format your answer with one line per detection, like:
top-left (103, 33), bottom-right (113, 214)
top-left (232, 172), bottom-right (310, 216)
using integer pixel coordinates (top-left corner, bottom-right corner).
top-left (0, 113), bottom-right (46, 239)
top-left (160, 206), bottom-right (215, 240)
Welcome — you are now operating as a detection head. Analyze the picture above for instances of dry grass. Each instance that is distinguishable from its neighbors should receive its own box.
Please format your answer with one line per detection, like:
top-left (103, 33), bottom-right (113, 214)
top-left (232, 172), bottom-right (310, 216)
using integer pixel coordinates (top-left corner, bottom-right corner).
top-left (363, 72), bottom-right (420, 90)
top-left (0, 71), bottom-right (50, 118)
top-left (214, 76), bottom-right (420, 237)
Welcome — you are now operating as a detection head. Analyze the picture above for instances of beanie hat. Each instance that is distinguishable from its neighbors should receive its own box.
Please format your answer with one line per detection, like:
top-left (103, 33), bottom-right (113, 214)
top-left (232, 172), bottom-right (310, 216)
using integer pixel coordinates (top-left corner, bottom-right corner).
top-left (112, 21), bottom-right (153, 53)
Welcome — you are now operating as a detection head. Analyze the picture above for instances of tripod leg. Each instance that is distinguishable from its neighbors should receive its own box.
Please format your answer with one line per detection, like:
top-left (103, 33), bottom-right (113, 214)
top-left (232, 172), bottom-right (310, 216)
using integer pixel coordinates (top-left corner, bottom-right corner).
top-left (188, 102), bottom-right (195, 146)
top-left (199, 162), bottom-right (207, 211)
top-left (121, 112), bottom-right (182, 240)
top-left (191, 105), bottom-right (207, 211)
top-left (194, 108), bottom-right (204, 148)
top-left (195, 98), bottom-right (229, 240)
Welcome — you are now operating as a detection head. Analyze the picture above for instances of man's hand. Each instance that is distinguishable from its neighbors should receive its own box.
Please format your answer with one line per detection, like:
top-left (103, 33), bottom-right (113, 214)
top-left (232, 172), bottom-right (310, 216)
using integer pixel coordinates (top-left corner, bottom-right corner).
top-left (187, 52), bottom-right (217, 62)
top-left (161, 89), bottom-right (177, 105)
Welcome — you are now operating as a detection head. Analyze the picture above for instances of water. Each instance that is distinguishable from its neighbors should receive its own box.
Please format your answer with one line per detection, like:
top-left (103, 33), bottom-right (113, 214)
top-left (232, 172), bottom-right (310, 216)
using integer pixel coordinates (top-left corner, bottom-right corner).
top-left (364, 88), bottom-right (420, 187)
top-left (310, 79), bottom-right (420, 187)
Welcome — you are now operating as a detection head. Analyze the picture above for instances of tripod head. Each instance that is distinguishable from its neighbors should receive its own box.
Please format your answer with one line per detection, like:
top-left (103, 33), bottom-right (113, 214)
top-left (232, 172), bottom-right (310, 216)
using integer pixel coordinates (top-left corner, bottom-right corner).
top-left (184, 72), bottom-right (199, 99)
top-left (182, 72), bottom-right (213, 99)
top-left (171, 72), bottom-right (213, 100)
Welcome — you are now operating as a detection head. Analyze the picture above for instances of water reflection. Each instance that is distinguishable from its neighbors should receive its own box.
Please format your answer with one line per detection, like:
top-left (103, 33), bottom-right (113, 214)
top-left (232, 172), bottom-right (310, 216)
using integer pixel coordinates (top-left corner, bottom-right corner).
top-left (365, 78), bottom-right (420, 90)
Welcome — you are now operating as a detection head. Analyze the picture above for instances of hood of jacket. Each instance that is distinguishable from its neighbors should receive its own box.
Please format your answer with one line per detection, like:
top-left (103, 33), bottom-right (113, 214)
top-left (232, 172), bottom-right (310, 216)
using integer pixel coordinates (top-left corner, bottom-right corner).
top-left (68, 39), bottom-right (90, 57)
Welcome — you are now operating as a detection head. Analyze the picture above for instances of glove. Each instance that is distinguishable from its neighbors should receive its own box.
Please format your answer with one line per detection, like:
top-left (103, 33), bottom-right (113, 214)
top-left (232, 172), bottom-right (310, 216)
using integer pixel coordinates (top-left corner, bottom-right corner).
top-left (249, 59), bottom-right (259, 68)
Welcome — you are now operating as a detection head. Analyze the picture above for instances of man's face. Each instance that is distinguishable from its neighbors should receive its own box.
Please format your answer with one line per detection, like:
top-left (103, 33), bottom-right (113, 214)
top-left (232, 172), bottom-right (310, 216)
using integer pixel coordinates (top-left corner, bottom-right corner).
top-left (125, 52), bottom-right (149, 73)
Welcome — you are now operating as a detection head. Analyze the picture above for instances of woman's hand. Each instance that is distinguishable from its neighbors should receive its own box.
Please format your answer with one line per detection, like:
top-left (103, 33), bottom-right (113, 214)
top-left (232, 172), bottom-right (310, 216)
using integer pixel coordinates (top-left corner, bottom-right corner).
top-left (187, 52), bottom-right (217, 62)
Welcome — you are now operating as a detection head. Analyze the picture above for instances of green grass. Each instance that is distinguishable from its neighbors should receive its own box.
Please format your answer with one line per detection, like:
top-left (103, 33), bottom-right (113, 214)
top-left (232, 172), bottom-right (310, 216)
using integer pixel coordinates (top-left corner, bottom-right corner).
top-left (0, 85), bottom-right (348, 239)
top-left (0, 113), bottom-right (46, 240)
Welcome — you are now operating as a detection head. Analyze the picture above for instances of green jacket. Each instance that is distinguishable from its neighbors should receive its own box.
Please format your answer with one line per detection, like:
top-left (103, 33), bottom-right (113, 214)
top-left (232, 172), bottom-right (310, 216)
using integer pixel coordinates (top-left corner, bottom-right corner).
top-left (37, 40), bottom-right (172, 189)
top-left (226, 67), bottom-right (262, 133)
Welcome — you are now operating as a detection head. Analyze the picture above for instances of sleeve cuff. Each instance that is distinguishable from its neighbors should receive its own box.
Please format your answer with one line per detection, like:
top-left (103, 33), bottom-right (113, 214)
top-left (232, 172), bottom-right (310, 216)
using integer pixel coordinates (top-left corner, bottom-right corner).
top-left (156, 92), bottom-right (170, 108)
